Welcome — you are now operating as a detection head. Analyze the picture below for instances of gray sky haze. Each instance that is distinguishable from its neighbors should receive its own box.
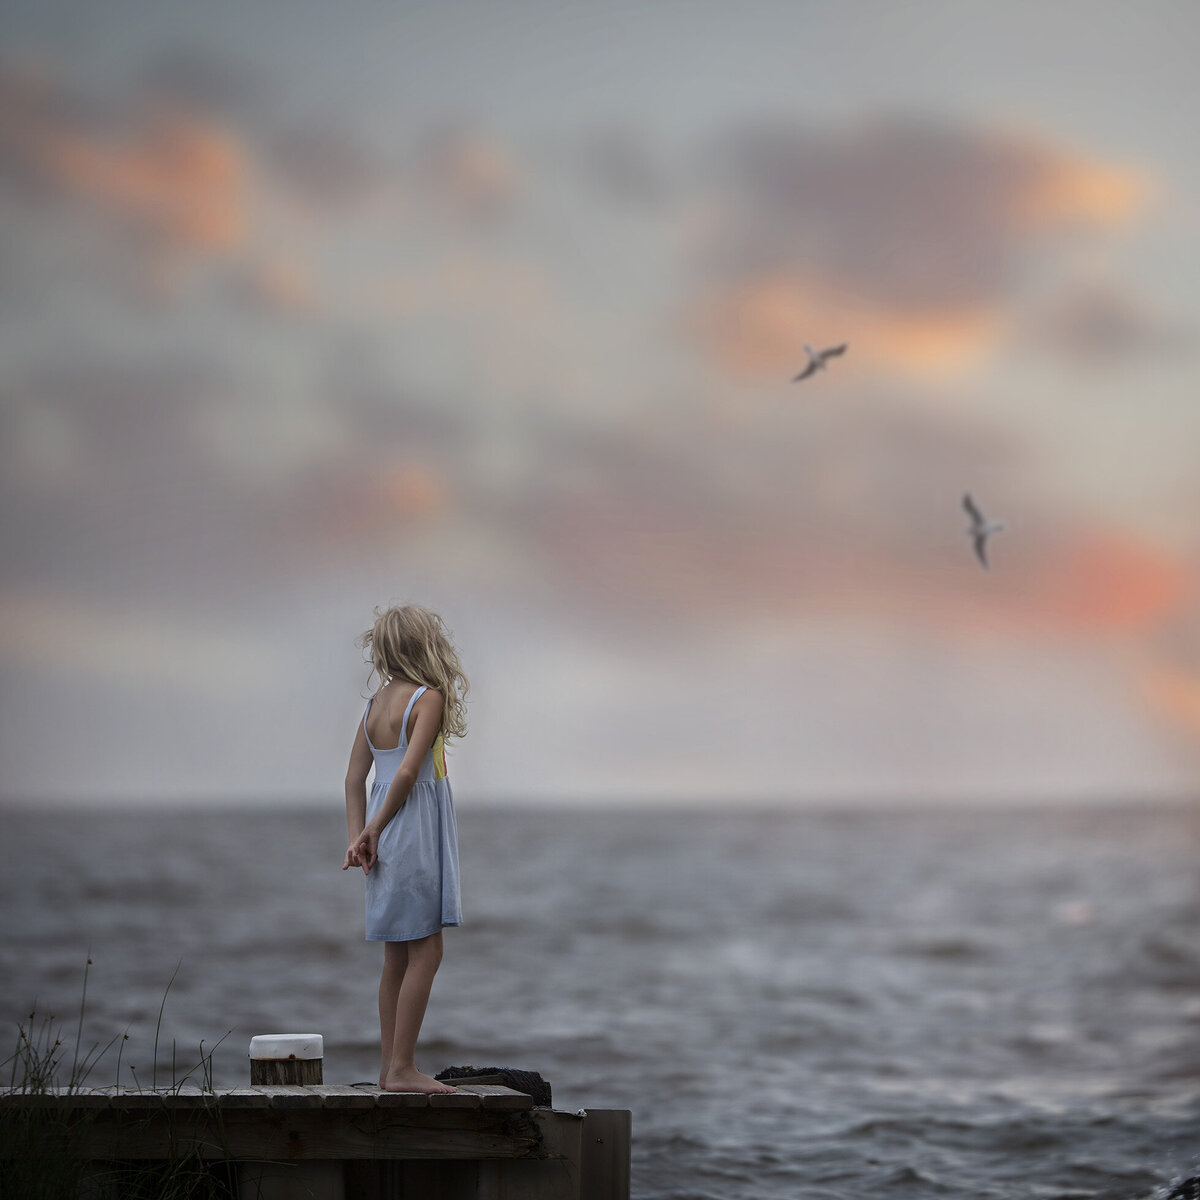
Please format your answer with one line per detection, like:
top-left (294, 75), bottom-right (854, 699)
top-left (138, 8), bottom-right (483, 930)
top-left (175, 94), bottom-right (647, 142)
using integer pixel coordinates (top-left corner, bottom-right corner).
top-left (2, 1), bottom-right (1199, 806)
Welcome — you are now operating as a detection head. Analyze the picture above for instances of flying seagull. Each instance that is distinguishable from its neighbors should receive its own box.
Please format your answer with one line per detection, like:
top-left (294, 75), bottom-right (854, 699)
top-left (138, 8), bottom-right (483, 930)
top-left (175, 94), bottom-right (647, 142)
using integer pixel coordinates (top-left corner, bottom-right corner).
top-left (962, 493), bottom-right (1005, 569)
top-left (792, 342), bottom-right (847, 382)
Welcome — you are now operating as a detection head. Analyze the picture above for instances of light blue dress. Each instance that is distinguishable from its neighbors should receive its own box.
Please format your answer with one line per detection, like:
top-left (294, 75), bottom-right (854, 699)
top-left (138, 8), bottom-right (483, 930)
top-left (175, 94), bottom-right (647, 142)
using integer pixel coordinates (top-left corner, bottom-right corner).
top-left (363, 684), bottom-right (462, 941)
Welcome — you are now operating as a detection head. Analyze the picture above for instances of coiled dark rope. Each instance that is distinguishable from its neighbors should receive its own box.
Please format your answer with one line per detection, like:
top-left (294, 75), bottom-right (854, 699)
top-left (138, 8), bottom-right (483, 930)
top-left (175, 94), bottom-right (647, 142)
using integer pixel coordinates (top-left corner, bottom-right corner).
top-left (434, 1065), bottom-right (552, 1107)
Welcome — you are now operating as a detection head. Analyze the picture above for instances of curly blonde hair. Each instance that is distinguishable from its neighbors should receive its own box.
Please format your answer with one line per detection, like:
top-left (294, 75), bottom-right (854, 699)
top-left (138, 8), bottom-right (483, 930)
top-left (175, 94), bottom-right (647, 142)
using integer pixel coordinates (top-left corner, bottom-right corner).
top-left (358, 604), bottom-right (469, 741)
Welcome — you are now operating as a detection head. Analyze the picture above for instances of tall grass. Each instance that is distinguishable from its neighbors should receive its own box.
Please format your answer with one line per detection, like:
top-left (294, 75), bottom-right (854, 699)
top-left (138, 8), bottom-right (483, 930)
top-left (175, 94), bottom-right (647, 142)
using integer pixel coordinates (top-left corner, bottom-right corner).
top-left (0, 958), bottom-right (235, 1200)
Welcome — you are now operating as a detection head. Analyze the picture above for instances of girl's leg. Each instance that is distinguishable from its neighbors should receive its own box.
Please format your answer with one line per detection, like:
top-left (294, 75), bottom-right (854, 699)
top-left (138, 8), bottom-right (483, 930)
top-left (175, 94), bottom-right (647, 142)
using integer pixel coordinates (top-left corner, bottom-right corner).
top-left (378, 941), bottom-right (409, 1087)
top-left (381, 932), bottom-right (456, 1093)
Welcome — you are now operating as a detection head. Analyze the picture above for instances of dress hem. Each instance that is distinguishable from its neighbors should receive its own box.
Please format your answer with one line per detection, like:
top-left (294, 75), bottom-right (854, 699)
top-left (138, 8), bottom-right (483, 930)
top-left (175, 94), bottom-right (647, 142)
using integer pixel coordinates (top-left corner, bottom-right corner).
top-left (365, 921), bottom-right (461, 942)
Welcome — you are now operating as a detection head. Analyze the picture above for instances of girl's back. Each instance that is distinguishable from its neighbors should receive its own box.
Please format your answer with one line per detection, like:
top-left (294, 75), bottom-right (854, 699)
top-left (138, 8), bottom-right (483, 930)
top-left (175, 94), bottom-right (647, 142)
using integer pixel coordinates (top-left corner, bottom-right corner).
top-left (365, 681), bottom-right (425, 751)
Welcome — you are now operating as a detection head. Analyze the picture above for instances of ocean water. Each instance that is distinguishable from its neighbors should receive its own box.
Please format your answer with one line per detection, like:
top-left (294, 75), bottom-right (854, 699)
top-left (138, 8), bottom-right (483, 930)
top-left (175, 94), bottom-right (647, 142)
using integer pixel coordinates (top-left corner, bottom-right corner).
top-left (1, 803), bottom-right (1198, 1199)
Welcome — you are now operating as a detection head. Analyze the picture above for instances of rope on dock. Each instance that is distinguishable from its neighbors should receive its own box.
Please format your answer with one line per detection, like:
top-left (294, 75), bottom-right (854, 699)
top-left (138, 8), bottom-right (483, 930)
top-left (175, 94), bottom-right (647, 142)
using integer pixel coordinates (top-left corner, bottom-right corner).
top-left (434, 1066), bottom-right (552, 1107)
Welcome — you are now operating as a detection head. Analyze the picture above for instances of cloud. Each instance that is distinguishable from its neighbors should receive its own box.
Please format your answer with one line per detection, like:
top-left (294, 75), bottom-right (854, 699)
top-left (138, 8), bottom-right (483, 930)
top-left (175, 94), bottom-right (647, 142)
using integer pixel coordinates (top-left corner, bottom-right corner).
top-left (0, 588), bottom-right (278, 694)
top-left (0, 356), bottom-right (286, 608)
top-left (0, 356), bottom-right (231, 519)
top-left (0, 52), bottom-right (406, 311)
top-left (412, 126), bottom-right (519, 222)
top-left (573, 127), bottom-right (669, 205)
top-left (1008, 529), bottom-right (1186, 635)
top-left (688, 115), bottom-right (1154, 377)
top-left (226, 254), bottom-right (318, 317)
top-left (274, 455), bottom-right (448, 554)
top-left (0, 53), bottom-right (546, 336)
top-left (507, 384), bottom-right (1189, 641)
top-left (687, 275), bottom-right (1003, 378)
top-left (0, 60), bottom-right (247, 258)
top-left (1142, 662), bottom-right (1200, 747)
top-left (1136, 587), bottom-right (1200, 739)
top-left (264, 123), bottom-right (396, 214)
top-left (135, 46), bottom-right (268, 123)
top-left (1023, 274), bottom-right (1193, 365)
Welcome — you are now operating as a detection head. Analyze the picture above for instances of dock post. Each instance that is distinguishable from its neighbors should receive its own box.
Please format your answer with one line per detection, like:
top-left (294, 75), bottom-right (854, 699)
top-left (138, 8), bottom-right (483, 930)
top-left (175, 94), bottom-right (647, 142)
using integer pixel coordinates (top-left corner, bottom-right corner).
top-left (476, 1108), bottom-right (583, 1200)
top-left (240, 1034), bottom-right (343, 1200)
top-left (580, 1110), bottom-right (632, 1200)
top-left (249, 1034), bottom-right (324, 1086)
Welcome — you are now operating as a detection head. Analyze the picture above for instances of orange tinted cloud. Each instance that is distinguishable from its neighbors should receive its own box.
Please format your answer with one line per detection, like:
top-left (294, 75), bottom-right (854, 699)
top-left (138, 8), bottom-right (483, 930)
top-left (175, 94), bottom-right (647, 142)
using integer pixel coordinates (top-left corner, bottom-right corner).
top-left (1141, 662), bottom-right (1200, 738)
top-left (691, 117), bottom-right (1155, 378)
top-left (1015, 141), bottom-right (1152, 228)
top-left (1033, 532), bottom-right (1186, 632)
top-left (691, 275), bottom-right (1004, 378)
top-left (380, 459), bottom-right (445, 519)
top-left (284, 457), bottom-right (446, 551)
top-left (928, 529), bottom-right (1187, 640)
top-left (0, 64), bottom-right (247, 256)
top-left (530, 458), bottom-right (1188, 639)
top-left (44, 112), bottom-right (245, 252)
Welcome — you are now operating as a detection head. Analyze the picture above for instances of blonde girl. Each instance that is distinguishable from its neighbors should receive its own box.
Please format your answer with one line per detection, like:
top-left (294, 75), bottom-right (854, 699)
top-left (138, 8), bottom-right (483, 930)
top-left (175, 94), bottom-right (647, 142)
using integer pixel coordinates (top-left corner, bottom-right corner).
top-left (343, 604), bottom-right (467, 1093)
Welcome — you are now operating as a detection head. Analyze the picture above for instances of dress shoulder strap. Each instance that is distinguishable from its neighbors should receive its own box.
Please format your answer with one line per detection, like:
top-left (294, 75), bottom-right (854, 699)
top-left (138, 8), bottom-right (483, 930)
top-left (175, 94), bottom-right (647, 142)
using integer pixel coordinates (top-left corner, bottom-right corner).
top-left (400, 685), bottom-right (429, 744)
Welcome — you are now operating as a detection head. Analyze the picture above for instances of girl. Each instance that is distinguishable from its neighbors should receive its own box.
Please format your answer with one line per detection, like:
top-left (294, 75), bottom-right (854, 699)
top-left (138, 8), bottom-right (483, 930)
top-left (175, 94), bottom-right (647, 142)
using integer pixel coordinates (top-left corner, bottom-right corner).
top-left (343, 604), bottom-right (467, 1093)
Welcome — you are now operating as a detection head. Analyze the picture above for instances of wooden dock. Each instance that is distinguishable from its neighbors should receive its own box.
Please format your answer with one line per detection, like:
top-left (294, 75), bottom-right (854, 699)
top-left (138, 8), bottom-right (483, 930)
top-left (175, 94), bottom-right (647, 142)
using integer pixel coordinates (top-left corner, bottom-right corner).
top-left (0, 1083), bottom-right (632, 1199)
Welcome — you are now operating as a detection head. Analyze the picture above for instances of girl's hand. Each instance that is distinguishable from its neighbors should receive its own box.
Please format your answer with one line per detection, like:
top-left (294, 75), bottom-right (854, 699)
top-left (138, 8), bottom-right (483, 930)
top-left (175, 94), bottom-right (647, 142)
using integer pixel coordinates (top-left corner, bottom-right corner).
top-left (342, 843), bottom-right (361, 871)
top-left (352, 827), bottom-right (379, 874)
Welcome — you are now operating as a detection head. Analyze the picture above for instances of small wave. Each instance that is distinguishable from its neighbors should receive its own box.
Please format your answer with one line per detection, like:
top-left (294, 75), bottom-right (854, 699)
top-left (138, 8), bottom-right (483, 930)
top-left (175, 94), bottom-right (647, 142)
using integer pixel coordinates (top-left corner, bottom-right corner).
top-left (837, 1115), bottom-right (976, 1142)
top-left (1139, 933), bottom-right (1200, 980)
top-left (1155, 1176), bottom-right (1200, 1200)
top-left (577, 914), bottom-right (668, 939)
top-left (892, 935), bottom-right (994, 961)
top-left (873, 1163), bottom-right (957, 1194)
top-left (762, 893), bottom-right (862, 924)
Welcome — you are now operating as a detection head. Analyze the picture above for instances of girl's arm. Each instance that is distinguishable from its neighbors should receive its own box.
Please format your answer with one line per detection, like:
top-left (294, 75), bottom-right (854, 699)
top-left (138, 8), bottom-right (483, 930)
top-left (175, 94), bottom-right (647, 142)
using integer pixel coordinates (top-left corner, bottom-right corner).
top-left (343, 719), bottom-right (373, 872)
top-left (352, 689), bottom-right (443, 873)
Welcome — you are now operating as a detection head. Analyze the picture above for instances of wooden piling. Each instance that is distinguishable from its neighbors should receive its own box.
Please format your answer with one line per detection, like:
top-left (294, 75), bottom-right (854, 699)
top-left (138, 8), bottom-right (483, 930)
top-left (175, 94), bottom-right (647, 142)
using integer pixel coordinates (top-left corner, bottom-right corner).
top-left (249, 1034), bottom-right (324, 1086)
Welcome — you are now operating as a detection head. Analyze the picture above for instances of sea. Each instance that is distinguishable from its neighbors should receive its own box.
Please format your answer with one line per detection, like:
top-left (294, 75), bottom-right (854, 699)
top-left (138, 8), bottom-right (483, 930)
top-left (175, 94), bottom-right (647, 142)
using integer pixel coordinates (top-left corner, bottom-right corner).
top-left (1, 802), bottom-right (1198, 1199)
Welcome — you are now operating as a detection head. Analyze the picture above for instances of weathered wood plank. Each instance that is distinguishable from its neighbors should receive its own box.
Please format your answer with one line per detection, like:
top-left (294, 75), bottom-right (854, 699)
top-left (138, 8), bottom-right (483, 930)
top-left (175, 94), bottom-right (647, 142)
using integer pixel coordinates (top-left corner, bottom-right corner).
top-left (211, 1087), bottom-right (272, 1109)
top-left (107, 1089), bottom-right (164, 1109)
top-left (0, 1087), bottom-right (112, 1108)
top-left (0, 1090), bottom-right (632, 1195)
top-left (261, 1084), bottom-right (326, 1110)
top-left (1, 1084), bottom-right (534, 1114)
top-left (580, 1110), bottom-right (632, 1200)
top-left (477, 1109), bottom-right (583, 1200)
top-left (60, 1090), bottom-right (115, 1109)
top-left (160, 1085), bottom-right (217, 1110)
top-left (311, 1085), bottom-right (377, 1110)
top-left (373, 1090), bottom-right (430, 1108)
top-left (467, 1085), bottom-right (532, 1111)
top-left (428, 1087), bottom-right (482, 1110)
top-left (74, 1108), bottom-right (544, 1161)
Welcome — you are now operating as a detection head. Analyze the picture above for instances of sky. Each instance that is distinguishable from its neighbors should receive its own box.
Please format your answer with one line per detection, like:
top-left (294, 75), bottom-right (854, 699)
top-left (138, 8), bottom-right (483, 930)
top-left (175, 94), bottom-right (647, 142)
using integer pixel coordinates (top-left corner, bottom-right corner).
top-left (2, 0), bottom-right (1200, 806)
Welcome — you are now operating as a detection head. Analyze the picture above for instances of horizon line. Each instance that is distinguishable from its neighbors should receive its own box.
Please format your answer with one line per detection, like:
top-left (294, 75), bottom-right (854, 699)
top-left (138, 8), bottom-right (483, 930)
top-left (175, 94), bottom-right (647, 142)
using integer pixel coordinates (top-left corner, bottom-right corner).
top-left (3, 791), bottom-right (1198, 815)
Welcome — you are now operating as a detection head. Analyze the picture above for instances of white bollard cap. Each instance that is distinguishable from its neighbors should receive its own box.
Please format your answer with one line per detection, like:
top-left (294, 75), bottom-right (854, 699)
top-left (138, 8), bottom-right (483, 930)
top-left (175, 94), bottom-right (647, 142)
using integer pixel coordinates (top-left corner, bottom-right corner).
top-left (249, 1034), bottom-right (324, 1061)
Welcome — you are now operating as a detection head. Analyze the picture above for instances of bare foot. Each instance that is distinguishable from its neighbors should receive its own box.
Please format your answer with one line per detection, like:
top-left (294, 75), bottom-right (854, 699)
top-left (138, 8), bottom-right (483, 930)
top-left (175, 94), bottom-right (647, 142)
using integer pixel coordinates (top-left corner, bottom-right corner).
top-left (381, 1066), bottom-right (458, 1094)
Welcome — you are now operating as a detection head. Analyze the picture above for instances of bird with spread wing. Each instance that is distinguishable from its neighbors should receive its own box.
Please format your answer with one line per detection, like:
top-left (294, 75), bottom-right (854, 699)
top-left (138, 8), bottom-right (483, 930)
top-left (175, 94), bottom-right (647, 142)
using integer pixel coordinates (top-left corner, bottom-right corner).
top-left (792, 342), bottom-right (848, 382)
top-left (962, 493), bottom-right (1006, 569)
